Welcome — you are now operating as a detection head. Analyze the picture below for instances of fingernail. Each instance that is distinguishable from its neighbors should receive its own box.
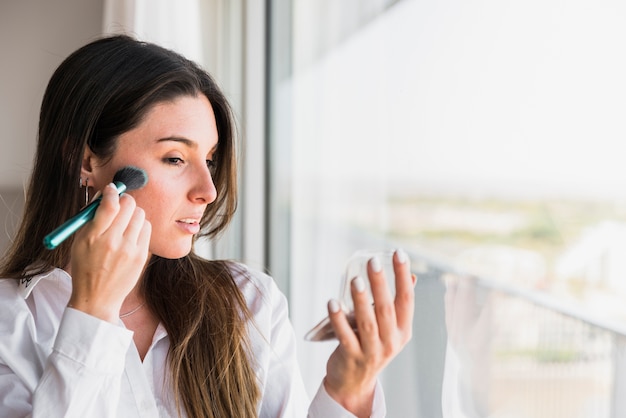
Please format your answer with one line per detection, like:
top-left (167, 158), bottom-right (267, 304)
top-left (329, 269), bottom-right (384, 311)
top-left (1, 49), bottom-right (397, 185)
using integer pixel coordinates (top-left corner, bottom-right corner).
top-left (328, 299), bottom-right (340, 313)
top-left (370, 256), bottom-right (382, 273)
top-left (396, 248), bottom-right (408, 264)
top-left (352, 276), bottom-right (366, 293)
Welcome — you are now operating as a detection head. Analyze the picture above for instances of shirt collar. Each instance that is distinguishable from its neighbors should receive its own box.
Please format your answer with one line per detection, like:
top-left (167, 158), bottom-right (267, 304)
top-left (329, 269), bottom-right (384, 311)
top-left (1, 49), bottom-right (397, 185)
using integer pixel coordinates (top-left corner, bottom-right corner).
top-left (18, 267), bottom-right (170, 342)
top-left (17, 267), bottom-right (69, 299)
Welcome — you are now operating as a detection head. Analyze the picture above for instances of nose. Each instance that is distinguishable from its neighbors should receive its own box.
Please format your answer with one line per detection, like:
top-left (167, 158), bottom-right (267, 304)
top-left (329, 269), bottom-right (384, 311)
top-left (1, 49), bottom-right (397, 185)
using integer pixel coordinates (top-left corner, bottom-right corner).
top-left (189, 163), bottom-right (217, 204)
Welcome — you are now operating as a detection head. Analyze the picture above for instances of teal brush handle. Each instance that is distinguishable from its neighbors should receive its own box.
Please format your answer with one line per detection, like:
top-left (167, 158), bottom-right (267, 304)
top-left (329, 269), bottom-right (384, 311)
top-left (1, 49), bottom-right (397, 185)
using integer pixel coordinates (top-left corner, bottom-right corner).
top-left (43, 181), bottom-right (127, 250)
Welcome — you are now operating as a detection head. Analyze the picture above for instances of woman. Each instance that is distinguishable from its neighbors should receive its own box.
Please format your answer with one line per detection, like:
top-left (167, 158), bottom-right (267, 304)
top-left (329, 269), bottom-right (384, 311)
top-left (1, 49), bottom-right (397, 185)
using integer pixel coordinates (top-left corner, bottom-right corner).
top-left (0, 35), bottom-right (414, 417)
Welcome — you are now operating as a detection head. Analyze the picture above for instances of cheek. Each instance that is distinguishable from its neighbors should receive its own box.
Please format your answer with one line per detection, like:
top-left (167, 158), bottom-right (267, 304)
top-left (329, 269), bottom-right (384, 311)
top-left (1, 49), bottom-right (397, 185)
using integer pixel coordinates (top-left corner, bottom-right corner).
top-left (129, 178), bottom-right (169, 216)
top-left (136, 201), bottom-right (171, 236)
top-left (129, 179), bottom-right (193, 259)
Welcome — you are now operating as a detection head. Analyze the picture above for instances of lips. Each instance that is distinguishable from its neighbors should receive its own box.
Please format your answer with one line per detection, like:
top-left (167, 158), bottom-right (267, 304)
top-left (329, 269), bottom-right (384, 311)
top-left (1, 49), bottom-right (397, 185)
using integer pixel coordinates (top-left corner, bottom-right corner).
top-left (178, 218), bottom-right (200, 224)
top-left (175, 217), bottom-right (201, 234)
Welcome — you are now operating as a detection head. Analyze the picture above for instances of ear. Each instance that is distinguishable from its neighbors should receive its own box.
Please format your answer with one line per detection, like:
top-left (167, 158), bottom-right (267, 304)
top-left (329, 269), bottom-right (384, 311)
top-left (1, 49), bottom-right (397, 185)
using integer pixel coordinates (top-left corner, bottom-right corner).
top-left (80, 146), bottom-right (96, 182)
top-left (80, 147), bottom-right (113, 198)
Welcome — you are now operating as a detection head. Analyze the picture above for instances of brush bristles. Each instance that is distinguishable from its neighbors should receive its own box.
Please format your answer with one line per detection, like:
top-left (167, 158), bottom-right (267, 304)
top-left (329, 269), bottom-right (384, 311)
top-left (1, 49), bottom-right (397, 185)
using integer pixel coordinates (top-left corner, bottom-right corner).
top-left (113, 166), bottom-right (148, 191)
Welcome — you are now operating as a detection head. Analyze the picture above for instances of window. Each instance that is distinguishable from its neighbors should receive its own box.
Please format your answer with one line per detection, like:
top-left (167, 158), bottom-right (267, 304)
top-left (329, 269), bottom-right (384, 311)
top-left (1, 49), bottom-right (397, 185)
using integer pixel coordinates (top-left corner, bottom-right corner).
top-left (266, 0), bottom-right (626, 416)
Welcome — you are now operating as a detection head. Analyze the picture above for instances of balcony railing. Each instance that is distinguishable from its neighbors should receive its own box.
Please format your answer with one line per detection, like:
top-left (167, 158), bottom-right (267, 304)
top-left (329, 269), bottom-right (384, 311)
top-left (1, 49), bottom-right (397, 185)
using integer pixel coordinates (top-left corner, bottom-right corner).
top-left (385, 250), bottom-right (626, 418)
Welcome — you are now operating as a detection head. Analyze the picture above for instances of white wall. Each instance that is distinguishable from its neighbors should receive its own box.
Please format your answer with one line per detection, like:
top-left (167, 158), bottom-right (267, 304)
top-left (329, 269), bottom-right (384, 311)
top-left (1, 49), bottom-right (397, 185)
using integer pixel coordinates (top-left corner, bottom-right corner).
top-left (0, 0), bottom-right (104, 251)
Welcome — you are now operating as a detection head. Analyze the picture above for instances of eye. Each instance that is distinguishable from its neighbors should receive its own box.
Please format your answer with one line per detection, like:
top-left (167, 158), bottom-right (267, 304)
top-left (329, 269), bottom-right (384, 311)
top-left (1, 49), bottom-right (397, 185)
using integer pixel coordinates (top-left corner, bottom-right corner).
top-left (207, 159), bottom-right (217, 176)
top-left (164, 157), bottom-right (184, 166)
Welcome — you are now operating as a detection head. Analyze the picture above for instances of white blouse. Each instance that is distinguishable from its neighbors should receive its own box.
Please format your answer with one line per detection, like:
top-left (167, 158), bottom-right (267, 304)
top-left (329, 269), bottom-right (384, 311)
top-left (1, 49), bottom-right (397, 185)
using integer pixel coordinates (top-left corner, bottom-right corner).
top-left (0, 265), bottom-right (385, 417)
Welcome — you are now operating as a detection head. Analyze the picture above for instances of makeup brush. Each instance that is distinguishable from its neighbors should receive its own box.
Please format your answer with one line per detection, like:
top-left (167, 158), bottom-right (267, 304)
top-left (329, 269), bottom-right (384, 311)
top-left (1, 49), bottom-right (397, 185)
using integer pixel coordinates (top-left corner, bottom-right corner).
top-left (43, 166), bottom-right (148, 250)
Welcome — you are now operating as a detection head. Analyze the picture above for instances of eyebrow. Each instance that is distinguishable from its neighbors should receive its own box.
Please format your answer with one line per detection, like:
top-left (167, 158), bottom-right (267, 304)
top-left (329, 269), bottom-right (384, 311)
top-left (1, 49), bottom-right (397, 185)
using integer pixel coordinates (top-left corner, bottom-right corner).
top-left (157, 137), bottom-right (196, 148)
top-left (156, 137), bottom-right (218, 153)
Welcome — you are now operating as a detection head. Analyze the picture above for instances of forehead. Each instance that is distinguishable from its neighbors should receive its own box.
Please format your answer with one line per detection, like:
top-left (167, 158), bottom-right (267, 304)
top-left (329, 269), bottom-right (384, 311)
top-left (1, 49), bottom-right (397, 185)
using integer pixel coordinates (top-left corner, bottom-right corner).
top-left (119, 95), bottom-right (218, 151)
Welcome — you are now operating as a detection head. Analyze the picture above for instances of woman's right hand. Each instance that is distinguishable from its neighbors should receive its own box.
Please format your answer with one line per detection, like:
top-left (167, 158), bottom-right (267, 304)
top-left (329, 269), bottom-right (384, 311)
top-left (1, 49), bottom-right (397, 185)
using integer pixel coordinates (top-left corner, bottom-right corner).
top-left (67, 183), bottom-right (152, 323)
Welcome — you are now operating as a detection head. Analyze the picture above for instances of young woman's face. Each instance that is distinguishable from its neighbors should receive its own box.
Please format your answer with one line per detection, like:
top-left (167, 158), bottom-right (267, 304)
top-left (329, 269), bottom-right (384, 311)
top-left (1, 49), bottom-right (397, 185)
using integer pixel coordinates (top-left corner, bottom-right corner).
top-left (87, 94), bottom-right (219, 259)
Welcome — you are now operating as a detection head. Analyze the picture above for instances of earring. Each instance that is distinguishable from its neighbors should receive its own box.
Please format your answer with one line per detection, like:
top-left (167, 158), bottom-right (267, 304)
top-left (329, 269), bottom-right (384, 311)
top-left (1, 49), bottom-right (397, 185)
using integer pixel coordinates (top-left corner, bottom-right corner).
top-left (80, 177), bottom-right (89, 206)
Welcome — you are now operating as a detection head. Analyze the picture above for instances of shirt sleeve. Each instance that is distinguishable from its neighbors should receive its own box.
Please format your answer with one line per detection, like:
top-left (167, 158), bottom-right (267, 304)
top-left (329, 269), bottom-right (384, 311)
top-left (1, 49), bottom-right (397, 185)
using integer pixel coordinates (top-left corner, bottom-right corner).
top-left (308, 380), bottom-right (386, 418)
top-left (2, 308), bottom-right (133, 418)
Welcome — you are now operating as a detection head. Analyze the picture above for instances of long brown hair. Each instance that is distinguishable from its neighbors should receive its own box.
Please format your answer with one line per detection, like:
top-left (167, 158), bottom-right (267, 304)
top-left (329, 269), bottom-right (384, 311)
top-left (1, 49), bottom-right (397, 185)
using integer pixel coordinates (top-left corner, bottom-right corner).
top-left (1, 35), bottom-right (260, 417)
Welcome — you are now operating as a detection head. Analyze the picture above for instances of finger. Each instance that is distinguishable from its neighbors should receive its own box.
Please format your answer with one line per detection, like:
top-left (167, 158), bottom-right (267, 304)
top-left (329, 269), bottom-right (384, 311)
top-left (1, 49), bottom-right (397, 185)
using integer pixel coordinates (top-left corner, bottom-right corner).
top-left (327, 299), bottom-right (361, 354)
top-left (393, 249), bottom-right (415, 333)
top-left (130, 219), bottom-right (152, 269)
top-left (103, 193), bottom-right (137, 238)
top-left (137, 219), bottom-right (152, 255)
top-left (351, 276), bottom-right (379, 353)
top-left (367, 255), bottom-right (396, 342)
top-left (122, 205), bottom-right (146, 242)
top-left (85, 183), bottom-right (121, 236)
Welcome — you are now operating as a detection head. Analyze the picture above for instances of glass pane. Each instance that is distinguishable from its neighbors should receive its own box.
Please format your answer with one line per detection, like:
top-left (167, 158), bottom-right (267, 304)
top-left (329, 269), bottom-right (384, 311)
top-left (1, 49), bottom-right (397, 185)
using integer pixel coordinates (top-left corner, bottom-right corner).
top-left (267, 0), bottom-right (626, 416)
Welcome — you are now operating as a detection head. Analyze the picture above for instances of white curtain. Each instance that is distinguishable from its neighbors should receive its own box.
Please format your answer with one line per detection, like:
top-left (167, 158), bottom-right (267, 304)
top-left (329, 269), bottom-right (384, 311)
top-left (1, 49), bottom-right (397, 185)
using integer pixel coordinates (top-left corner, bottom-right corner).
top-left (102, 0), bottom-right (204, 63)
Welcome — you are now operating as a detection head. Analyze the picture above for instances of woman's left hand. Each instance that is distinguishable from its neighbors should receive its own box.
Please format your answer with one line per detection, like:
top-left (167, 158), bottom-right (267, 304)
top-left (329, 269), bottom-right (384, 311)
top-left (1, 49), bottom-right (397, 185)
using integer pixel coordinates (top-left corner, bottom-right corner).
top-left (324, 249), bottom-right (416, 417)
